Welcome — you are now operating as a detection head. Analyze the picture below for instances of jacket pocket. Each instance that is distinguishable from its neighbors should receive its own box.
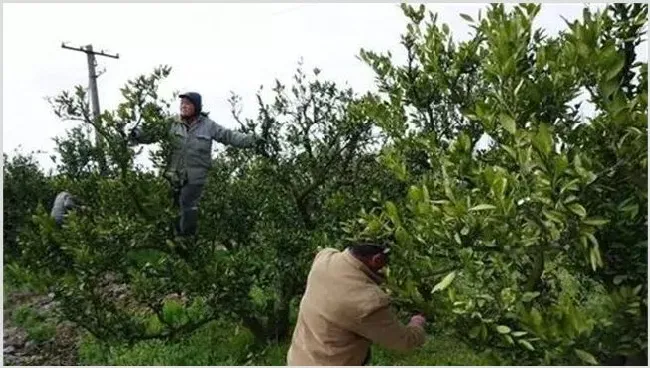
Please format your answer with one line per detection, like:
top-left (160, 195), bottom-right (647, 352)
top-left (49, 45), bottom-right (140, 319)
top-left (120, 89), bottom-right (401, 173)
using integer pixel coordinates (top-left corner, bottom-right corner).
top-left (191, 135), bottom-right (213, 171)
top-left (195, 134), bottom-right (212, 153)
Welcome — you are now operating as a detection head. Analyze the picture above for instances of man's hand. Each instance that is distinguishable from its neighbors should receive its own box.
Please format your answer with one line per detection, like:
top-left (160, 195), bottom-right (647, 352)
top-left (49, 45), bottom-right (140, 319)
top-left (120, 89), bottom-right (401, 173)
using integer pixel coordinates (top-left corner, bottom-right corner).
top-left (408, 314), bottom-right (426, 329)
top-left (127, 129), bottom-right (140, 147)
top-left (163, 171), bottom-right (183, 189)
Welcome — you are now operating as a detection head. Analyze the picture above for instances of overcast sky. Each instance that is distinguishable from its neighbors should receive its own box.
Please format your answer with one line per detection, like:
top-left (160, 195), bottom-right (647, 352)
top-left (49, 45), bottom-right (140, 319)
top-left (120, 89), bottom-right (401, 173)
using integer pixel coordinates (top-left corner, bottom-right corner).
top-left (3, 3), bottom-right (645, 171)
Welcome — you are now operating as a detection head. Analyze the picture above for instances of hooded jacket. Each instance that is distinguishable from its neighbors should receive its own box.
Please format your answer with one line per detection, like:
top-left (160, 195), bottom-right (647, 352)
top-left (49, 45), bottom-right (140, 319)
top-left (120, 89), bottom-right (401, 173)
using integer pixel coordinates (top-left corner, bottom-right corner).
top-left (131, 114), bottom-right (256, 185)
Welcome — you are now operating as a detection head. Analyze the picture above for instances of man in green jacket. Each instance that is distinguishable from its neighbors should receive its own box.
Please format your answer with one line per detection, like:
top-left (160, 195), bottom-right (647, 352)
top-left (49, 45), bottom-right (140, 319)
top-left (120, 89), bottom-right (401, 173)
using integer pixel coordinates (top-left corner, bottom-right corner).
top-left (129, 92), bottom-right (264, 237)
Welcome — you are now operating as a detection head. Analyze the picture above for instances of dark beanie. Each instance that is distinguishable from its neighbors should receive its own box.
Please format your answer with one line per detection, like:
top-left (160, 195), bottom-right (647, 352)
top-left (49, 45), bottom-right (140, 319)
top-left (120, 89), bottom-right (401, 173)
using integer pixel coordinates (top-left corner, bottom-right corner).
top-left (179, 92), bottom-right (202, 114)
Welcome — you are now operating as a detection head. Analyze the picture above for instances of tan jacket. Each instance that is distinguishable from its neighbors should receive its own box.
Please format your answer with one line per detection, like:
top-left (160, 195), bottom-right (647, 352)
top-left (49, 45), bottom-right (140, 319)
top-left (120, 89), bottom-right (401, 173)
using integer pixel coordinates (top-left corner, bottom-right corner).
top-left (287, 248), bottom-right (426, 366)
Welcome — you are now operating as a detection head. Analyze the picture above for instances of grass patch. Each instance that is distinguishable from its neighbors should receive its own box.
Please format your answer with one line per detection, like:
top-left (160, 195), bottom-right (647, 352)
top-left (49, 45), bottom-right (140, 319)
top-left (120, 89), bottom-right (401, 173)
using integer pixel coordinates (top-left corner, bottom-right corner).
top-left (11, 305), bottom-right (57, 343)
top-left (78, 319), bottom-right (496, 366)
top-left (78, 320), bottom-right (257, 366)
top-left (371, 332), bottom-right (501, 366)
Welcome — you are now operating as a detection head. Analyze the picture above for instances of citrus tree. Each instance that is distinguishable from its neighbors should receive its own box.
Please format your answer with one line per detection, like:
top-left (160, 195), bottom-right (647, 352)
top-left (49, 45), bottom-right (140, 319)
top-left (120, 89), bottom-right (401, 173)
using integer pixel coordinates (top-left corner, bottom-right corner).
top-left (349, 3), bottom-right (647, 365)
top-left (12, 60), bottom-right (385, 347)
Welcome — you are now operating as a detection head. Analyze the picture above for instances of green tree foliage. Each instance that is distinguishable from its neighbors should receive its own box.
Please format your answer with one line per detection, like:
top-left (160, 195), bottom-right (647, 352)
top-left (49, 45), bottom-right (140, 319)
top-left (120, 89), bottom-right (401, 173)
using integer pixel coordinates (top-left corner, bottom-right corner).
top-left (350, 3), bottom-right (647, 365)
top-left (5, 3), bottom-right (647, 365)
top-left (11, 60), bottom-right (384, 345)
top-left (3, 152), bottom-right (56, 261)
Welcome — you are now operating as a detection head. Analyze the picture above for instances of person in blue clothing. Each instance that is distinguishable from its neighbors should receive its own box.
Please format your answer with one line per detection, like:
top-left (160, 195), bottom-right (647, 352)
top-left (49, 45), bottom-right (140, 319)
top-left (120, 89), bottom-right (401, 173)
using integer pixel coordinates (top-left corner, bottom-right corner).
top-left (129, 92), bottom-right (266, 237)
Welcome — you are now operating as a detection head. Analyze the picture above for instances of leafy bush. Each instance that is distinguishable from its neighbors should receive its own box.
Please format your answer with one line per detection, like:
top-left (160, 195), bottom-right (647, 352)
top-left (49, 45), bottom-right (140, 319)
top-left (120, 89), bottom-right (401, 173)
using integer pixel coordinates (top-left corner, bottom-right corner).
top-left (348, 3), bottom-right (647, 365)
top-left (3, 152), bottom-right (56, 262)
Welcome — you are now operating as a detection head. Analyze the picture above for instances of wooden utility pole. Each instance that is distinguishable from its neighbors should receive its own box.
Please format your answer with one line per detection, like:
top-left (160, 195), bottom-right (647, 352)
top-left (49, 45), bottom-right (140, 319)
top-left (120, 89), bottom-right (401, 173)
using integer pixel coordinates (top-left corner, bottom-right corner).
top-left (61, 42), bottom-right (119, 174)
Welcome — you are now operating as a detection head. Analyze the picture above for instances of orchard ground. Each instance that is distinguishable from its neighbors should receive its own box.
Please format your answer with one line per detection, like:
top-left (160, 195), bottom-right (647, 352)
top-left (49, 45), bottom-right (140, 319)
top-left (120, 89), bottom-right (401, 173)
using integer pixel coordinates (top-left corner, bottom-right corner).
top-left (3, 277), bottom-right (499, 366)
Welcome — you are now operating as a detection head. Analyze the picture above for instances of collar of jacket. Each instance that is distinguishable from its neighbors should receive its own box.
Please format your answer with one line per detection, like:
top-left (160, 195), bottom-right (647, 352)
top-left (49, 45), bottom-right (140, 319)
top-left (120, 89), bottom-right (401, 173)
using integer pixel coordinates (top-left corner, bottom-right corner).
top-left (182, 114), bottom-right (204, 129)
top-left (341, 248), bottom-right (386, 285)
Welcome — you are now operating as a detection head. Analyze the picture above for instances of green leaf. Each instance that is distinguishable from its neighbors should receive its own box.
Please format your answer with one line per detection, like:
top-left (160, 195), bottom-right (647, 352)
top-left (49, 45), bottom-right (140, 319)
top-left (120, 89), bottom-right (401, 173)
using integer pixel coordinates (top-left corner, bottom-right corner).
top-left (568, 203), bottom-right (587, 218)
top-left (432, 271), bottom-right (457, 294)
top-left (395, 226), bottom-right (411, 246)
top-left (563, 195), bottom-right (578, 204)
top-left (460, 13), bottom-right (474, 22)
top-left (469, 325), bottom-right (481, 338)
top-left (606, 56), bottom-right (626, 81)
top-left (601, 78), bottom-right (619, 99)
top-left (514, 80), bottom-right (524, 96)
top-left (582, 217), bottom-right (610, 226)
top-left (561, 178), bottom-right (581, 194)
top-left (522, 292), bottom-right (540, 302)
top-left (500, 113), bottom-right (516, 135)
top-left (367, 219), bottom-right (382, 233)
top-left (613, 275), bottom-right (627, 285)
top-left (555, 154), bottom-right (569, 176)
top-left (574, 153), bottom-right (584, 170)
top-left (469, 204), bottom-right (497, 211)
top-left (533, 123), bottom-right (553, 155)
top-left (512, 331), bottom-right (529, 337)
top-left (575, 349), bottom-right (599, 365)
top-left (590, 245), bottom-right (603, 271)
top-left (407, 185), bottom-right (423, 203)
top-left (502, 144), bottom-right (517, 159)
top-left (422, 184), bottom-right (430, 202)
top-left (385, 201), bottom-right (400, 225)
top-left (543, 210), bottom-right (564, 224)
top-left (454, 232), bottom-right (462, 245)
top-left (587, 233), bottom-right (599, 248)
top-left (496, 325), bottom-right (511, 334)
top-left (620, 203), bottom-right (640, 219)
top-left (519, 339), bottom-right (535, 351)
top-left (530, 307), bottom-right (543, 327)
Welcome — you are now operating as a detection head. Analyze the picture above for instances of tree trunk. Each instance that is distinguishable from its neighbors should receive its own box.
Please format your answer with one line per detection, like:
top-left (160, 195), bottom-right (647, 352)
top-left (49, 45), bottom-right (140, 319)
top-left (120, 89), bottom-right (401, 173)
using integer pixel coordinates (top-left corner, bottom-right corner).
top-left (269, 298), bottom-right (292, 342)
top-left (241, 315), bottom-right (267, 345)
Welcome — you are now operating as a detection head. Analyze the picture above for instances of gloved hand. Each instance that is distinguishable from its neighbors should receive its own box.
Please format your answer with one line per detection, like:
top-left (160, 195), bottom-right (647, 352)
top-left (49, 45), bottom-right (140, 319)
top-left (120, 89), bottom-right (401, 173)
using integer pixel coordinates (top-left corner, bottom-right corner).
top-left (408, 314), bottom-right (426, 328)
top-left (127, 128), bottom-right (140, 147)
top-left (163, 171), bottom-right (183, 189)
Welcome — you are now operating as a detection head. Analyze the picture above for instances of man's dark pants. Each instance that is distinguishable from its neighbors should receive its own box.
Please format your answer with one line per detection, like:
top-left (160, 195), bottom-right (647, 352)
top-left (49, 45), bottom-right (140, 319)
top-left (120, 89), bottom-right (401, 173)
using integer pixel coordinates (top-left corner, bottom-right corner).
top-left (172, 183), bottom-right (204, 237)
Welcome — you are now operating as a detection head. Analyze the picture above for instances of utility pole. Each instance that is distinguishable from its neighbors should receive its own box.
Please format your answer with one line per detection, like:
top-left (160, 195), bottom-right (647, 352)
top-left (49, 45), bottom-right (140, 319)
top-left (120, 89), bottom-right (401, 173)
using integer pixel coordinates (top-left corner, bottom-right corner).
top-left (62, 42), bottom-right (119, 174)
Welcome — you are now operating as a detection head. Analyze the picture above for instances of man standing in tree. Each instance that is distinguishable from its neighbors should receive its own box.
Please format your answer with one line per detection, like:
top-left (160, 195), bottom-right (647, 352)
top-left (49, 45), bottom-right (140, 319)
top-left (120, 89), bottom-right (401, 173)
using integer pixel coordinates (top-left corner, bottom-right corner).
top-left (288, 242), bottom-right (427, 366)
top-left (129, 92), bottom-right (265, 237)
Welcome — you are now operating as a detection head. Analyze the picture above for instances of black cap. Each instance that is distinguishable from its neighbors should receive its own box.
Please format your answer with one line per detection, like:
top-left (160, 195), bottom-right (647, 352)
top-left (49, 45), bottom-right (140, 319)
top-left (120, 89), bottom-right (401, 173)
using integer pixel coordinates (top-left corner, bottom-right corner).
top-left (179, 92), bottom-right (202, 114)
top-left (348, 241), bottom-right (390, 257)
